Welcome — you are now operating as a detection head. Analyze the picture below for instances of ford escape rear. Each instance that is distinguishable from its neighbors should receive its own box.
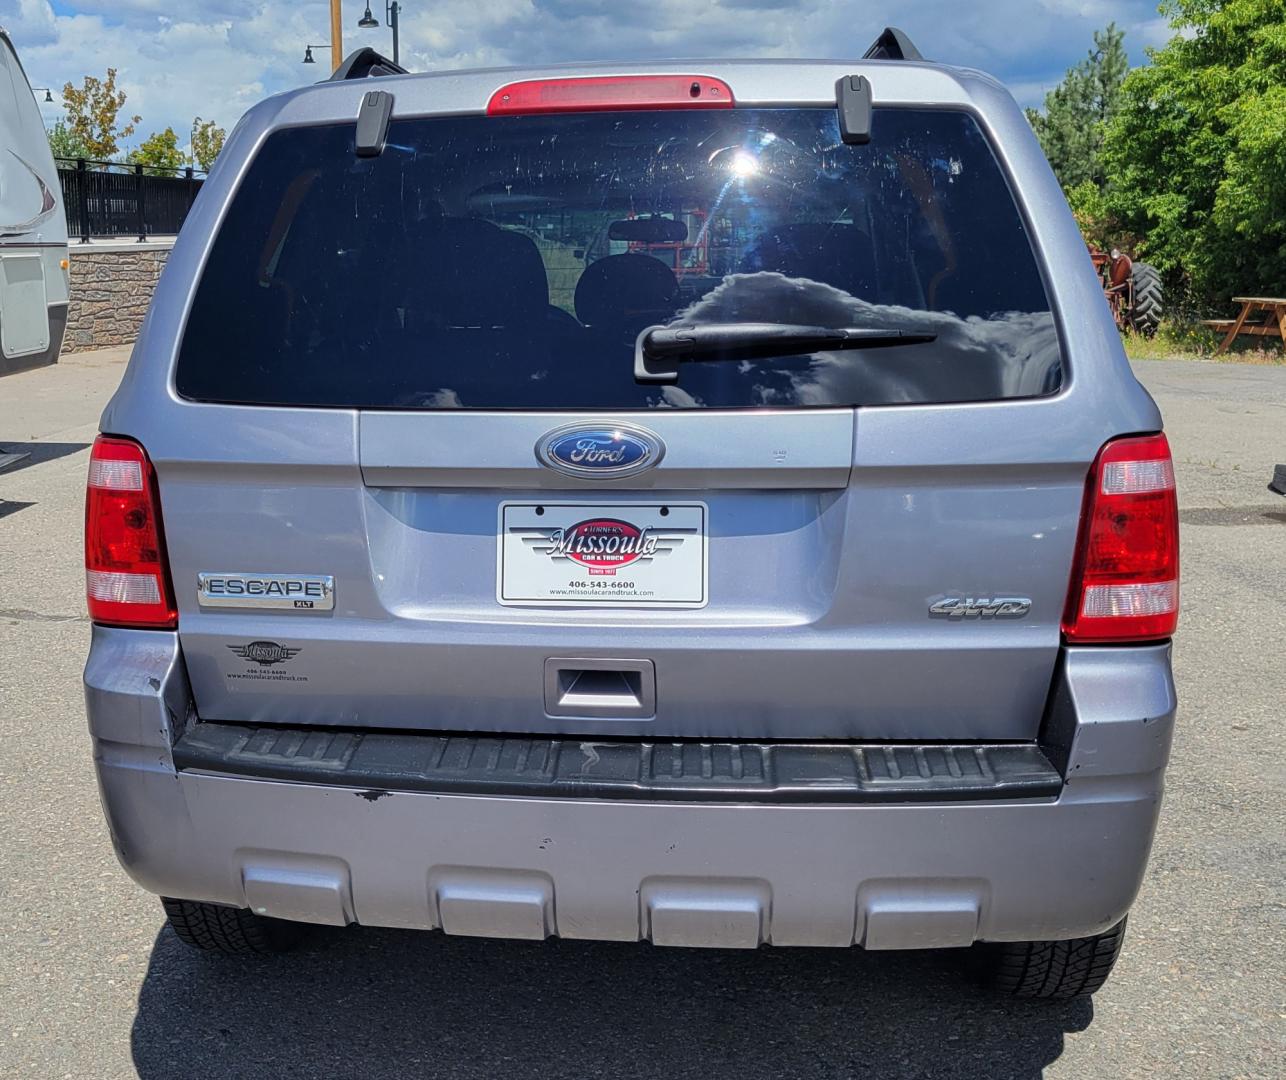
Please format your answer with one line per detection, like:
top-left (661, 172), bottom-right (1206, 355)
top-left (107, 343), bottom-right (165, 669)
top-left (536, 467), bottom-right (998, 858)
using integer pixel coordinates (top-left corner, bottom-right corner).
top-left (85, 34), bottom-right (1178, 999)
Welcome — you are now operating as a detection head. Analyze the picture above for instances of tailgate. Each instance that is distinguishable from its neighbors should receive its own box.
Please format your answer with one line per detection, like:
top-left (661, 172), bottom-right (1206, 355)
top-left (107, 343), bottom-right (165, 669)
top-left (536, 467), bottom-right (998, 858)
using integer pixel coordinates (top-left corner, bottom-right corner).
top-left (159, 95), bottom-right (1100, 741)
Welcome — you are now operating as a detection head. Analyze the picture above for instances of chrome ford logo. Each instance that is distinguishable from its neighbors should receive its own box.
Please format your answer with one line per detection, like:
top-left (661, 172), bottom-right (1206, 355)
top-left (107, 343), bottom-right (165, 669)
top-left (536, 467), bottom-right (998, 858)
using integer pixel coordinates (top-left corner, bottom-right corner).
top-left (535, 422), bottom-right (665, 480)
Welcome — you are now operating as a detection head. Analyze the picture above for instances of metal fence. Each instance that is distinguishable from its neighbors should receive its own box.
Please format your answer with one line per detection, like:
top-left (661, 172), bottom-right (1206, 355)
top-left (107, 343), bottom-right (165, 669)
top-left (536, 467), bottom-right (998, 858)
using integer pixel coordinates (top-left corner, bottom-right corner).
top-left (55, 158), bottom-right (207, 242)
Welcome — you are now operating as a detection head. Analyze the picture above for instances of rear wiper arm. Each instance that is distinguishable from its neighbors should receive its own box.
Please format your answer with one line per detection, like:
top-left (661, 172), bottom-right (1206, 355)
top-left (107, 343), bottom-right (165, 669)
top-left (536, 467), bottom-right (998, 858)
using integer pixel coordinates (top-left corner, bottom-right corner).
top-left (634, 322), bottom-right (937, 383)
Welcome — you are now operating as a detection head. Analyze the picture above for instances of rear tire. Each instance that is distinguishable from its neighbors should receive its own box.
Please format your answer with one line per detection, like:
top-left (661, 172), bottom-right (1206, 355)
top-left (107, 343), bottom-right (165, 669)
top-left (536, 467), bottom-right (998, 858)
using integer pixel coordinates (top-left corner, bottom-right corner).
top-left (969, 918), bottom-right (1128, 1000)
top-left (1128, 263), bottom-right (1163, 336)
top-left (162, 897), bottom-right (305, 955)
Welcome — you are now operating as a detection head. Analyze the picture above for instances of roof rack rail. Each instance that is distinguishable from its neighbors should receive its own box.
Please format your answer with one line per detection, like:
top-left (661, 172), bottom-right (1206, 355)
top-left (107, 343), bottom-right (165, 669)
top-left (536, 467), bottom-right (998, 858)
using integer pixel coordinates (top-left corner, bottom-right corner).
top-left (862, 27), bottom-right (924, 62)
top-left (329, 47), bottom-right (408, 81)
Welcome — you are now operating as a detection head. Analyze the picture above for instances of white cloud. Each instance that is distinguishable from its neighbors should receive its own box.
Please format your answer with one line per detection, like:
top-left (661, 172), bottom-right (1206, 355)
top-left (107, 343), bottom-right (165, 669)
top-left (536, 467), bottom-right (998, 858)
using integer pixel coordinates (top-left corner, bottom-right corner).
top-left (0, 0), bottom-right (1173, 155)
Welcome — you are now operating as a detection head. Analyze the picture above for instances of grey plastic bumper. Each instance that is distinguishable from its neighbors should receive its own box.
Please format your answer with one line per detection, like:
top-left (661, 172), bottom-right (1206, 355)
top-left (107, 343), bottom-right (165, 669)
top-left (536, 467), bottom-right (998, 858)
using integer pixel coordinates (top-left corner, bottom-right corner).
top-left (85, 627), bottom-right (1175, 950)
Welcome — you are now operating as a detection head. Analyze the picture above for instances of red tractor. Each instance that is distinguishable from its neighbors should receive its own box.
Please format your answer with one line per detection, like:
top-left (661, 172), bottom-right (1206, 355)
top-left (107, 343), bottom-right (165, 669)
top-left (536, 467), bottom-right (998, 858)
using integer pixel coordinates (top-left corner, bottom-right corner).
top-left (1089, 245), bottom-right (1163, 336)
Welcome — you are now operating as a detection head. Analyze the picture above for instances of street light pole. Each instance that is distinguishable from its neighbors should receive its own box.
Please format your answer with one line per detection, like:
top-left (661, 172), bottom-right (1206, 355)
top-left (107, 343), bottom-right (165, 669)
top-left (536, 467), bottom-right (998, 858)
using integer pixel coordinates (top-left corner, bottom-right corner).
top-left (330, 0), bottom-right (343, 72)
top-left (358, 2), bottom-right (401, 66)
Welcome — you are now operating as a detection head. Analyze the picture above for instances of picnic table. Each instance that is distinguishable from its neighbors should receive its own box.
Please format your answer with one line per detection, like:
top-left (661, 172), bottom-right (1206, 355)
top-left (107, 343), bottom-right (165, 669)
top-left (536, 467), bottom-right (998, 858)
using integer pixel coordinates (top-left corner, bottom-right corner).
top-left (1202, 296), bottom-right (1286, 354)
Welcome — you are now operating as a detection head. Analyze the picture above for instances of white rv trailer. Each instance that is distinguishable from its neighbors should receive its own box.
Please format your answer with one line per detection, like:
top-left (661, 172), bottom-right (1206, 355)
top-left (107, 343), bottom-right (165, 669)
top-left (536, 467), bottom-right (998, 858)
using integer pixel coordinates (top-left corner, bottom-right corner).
top-left (0, 26), bottom-right (68, 376)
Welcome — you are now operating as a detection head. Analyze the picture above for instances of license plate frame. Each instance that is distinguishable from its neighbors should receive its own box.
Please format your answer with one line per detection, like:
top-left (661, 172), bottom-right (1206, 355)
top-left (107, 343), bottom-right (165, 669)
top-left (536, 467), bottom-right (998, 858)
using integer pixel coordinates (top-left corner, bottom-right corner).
top-left (497, 501), bottom-right (708, 608)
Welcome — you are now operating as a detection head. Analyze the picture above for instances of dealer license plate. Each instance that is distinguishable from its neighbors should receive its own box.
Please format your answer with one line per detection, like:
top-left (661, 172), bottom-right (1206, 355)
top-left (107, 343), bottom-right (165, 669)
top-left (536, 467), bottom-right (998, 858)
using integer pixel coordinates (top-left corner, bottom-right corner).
top-left (498, 502), bottom-right (707, 607)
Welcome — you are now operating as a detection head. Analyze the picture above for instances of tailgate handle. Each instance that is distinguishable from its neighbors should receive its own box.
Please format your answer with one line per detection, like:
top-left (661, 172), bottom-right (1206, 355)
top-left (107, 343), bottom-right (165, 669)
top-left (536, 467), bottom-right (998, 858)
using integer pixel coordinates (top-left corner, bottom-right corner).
top-left (544, 658), bottom-right (656, 720)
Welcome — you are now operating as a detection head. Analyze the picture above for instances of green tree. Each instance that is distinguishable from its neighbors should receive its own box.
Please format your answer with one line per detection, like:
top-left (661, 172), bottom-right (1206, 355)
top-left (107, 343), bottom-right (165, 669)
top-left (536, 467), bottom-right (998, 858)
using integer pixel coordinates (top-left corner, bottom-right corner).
top-left (190, 117), bottom-right (226, 171)
top-left (60, 68), bottom-right (140, 161)
top-left (128, 127), bottom-right (185, 174)
top-left (46, 119), bottom-right (90, 162)
top-left (1027, 23), bottom-right (1130, 190)
top-left (1103, 0), bottom-right (1286, 308)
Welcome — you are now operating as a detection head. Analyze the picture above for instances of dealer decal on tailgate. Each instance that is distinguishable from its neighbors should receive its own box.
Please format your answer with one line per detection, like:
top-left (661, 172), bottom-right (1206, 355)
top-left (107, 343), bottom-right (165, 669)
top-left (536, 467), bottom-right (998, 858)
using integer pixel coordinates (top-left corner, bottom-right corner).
top-left (498, 502), bottom-right (707, 607)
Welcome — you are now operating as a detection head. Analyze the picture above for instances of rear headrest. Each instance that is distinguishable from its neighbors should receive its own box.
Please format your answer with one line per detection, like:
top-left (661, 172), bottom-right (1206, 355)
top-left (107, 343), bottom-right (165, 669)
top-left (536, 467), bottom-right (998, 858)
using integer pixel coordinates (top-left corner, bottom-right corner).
top-left (574, 253), bottom-right (679, 335)
top-left (425, 218), bottom-right (548, 328)
top-left (745, 223), bottom-right (876, 299)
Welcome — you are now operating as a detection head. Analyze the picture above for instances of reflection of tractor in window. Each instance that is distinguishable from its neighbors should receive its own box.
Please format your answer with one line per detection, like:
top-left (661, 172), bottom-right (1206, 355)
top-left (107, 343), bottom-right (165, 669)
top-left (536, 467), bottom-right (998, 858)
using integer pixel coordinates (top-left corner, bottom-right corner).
top-left (1089, 245), bottom-right (1162, 336)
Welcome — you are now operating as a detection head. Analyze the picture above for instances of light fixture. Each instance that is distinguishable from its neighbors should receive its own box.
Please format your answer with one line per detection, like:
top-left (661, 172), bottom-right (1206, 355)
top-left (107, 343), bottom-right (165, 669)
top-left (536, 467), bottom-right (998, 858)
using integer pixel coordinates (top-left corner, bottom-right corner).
top-left (33, 87), bottom-right (53, 103)
top-left (302, 44), bottom-right (330, 64)
top-left (355, 2), bottom-right (402, 65)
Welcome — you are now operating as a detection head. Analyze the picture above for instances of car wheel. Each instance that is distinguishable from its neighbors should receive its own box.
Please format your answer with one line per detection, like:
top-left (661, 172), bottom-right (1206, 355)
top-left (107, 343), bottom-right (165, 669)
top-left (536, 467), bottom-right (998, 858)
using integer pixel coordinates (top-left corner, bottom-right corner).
top-left (968, 917), bottom-right (1128, 999)
top-left (161, 897), bottom-right (306, 955)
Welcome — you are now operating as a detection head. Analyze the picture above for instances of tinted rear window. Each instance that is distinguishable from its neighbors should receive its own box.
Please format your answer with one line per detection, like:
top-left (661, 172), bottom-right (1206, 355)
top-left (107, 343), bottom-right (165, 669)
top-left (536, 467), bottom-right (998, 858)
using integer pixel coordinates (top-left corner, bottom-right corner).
top-left (177, 108), bottom-right (1061, 409)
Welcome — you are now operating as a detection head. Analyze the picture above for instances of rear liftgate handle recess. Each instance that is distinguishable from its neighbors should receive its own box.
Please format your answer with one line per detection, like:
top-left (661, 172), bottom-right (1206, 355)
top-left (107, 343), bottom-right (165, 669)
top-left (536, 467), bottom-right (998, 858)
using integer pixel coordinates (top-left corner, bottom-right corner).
top-left (544, 658), bottom-right (657, 720)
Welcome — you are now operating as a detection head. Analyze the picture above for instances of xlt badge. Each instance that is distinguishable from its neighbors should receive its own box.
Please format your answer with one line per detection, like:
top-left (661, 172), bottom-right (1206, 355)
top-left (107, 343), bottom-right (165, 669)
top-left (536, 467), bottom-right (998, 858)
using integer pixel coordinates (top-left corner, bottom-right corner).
top-left (197, 573), bottom-right (334, 611)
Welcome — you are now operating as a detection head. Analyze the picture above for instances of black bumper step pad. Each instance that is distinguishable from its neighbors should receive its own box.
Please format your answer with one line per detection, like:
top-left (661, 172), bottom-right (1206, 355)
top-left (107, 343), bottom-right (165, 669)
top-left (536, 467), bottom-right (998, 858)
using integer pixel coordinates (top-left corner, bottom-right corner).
top-left (173, 723), bottom-right (1063, 804)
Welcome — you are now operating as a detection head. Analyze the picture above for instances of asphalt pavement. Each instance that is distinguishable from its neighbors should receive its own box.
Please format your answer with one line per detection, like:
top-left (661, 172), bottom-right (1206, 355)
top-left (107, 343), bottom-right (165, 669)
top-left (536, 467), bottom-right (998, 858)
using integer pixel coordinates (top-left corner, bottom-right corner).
top-left (1, 350), bottom-right (1282, 1079)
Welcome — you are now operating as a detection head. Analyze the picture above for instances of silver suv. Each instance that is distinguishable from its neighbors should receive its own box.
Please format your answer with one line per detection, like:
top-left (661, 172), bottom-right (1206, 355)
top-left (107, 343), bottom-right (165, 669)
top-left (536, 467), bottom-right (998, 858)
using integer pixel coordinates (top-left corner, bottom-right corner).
top-left (84, 33), bottom-right (1179, 999)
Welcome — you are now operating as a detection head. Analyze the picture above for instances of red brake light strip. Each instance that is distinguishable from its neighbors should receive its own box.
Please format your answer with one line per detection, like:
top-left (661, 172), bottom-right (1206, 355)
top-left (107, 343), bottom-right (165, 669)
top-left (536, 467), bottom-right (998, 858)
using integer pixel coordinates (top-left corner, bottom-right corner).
top-left (487, 75), bottom-right (735, 116)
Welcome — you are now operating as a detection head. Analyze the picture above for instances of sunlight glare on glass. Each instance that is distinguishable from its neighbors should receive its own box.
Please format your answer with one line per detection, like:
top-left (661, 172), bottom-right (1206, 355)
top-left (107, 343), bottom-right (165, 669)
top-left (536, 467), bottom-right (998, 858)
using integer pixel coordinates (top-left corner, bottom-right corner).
top-left (731, 150), bottom-right (760, 178)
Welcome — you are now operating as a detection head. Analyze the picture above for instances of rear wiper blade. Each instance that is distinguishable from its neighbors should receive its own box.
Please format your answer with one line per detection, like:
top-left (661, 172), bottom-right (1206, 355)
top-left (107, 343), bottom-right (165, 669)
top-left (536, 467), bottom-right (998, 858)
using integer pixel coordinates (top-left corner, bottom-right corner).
top-left (634, 322), bottom-right (936, 383)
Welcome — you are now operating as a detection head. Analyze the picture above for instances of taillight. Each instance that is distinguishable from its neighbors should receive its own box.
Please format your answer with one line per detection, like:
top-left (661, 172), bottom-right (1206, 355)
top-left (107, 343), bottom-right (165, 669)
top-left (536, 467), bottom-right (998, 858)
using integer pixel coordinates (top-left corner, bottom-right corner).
top-left (487, 75), bottom-right (735, 115)
top-left (1062, 433), bottom-right (1179, 643)
top-left (85, 435), bottom-right (177, 629)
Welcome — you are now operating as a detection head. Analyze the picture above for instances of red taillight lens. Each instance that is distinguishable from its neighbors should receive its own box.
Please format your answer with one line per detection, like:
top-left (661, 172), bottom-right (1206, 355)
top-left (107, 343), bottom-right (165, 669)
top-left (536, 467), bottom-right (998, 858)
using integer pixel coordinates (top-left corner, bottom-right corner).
top-left (84, 435), bottom-right (177, 629)
top-left (1063, 433), bottom-right (1179, 643)
top-left (487, 75), bottom-right (735, 115)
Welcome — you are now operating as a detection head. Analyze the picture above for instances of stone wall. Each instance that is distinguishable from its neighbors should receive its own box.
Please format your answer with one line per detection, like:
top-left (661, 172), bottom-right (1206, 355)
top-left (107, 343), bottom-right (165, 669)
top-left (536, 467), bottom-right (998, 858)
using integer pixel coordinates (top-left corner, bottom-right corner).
top-left (63, 243), bottom-right (172, 353)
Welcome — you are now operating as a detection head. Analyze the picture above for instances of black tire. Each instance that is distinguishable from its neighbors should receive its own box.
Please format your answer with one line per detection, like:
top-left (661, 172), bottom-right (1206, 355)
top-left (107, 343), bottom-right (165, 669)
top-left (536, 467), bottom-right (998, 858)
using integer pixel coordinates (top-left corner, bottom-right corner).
top-left (1128, 263), bottom-right (1163, 336)
top-left (969, 918), bottom-right (1128, 1000)
top-left (161, 897), bottom-right (305, 955)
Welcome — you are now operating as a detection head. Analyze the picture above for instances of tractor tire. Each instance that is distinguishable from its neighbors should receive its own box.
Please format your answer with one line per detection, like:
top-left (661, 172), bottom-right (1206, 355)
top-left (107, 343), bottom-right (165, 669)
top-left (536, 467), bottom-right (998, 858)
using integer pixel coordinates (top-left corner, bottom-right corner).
top-left (1128, 262), bottom-right (1163, 336)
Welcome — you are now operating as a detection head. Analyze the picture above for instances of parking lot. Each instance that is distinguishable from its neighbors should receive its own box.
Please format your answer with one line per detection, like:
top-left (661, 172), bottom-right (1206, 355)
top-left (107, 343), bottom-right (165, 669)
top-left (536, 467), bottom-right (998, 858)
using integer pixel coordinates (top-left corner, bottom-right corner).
top-left (1, 348), bottom-right (1282, 1079)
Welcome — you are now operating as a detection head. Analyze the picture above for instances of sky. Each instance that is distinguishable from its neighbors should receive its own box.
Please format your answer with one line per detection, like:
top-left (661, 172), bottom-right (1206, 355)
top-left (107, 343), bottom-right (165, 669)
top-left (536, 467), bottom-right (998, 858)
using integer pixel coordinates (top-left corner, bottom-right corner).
top-left (3, 0), bottom-right (1176, 157)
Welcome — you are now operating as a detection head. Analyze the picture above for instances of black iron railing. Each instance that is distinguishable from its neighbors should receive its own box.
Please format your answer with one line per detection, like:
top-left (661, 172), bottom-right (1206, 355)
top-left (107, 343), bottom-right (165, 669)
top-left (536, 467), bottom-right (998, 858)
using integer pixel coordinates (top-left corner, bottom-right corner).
top-left (55, 158), bottom-right (207, 242)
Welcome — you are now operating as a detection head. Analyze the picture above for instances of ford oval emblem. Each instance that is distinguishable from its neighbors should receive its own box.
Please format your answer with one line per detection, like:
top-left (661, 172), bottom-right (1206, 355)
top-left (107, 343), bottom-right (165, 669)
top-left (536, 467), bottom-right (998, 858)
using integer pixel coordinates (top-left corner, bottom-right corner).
top-left (535, 422), bottom-right (665, 480)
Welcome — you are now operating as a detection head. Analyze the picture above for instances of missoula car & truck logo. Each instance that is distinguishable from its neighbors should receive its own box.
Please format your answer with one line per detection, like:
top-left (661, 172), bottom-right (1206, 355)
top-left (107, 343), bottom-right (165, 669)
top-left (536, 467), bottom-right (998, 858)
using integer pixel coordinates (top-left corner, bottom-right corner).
top-left (227, 641), bottom-right (301, 666)
top-left (225, 640), bottom-right (310, 684)
top-left (540, 518), bottom-right (660, 574)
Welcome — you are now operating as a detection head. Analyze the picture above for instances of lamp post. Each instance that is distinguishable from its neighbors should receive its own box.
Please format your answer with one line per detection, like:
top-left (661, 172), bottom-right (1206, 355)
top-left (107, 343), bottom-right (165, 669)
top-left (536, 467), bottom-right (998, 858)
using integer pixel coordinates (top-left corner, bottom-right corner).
top-left (358, 2), bottom-right (401, 65)
top-left (330, 0), bottom-right (342, 71)
top-left (303, 0), bottom-right (343, 72)
top-left (32, 87), bottom-right (54, 103)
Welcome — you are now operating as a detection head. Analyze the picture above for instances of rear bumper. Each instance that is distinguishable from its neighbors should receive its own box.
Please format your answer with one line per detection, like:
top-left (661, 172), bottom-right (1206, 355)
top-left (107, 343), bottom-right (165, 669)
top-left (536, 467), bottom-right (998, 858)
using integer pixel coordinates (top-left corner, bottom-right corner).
top-left (85, 627), bottom-right (1175, 950)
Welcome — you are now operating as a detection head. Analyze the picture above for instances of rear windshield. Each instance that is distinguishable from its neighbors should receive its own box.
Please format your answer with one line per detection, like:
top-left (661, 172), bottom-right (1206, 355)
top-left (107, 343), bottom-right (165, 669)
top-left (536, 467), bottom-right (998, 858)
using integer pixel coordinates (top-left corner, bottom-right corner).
top-left (177, 108), bottom-right (1062, 410)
